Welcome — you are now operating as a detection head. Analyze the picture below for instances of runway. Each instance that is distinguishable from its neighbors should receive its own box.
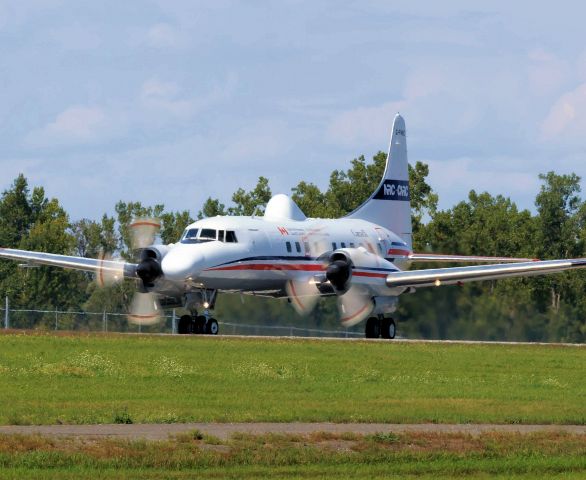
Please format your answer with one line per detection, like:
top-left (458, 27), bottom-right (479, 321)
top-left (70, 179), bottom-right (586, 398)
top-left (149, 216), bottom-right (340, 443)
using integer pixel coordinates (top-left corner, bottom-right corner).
top-left (1, 423), bottom-right (585, 440)
top-left (167, 333), bottom-right (586, 348)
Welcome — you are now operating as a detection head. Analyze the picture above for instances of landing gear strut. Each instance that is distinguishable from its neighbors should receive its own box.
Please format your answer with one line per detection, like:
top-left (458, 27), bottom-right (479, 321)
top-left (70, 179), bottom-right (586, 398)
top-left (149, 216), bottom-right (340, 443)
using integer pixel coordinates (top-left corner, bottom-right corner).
top-left (365, 316), bottom-right (396, 339)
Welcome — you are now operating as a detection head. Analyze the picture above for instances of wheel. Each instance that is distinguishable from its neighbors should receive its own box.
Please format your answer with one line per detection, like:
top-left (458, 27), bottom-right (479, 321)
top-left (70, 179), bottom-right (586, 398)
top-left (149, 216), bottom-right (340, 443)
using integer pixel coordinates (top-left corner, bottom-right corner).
top-left (381, 318), bottom-right (396, 339)
top-left (192, 315), bottom-right (206, 334)
top-left (365, 317), bottom-right (380, 338)
top-left (205, 318), bottom-right (219, 335)
top-left (178, 315), bottom-right (192, 334)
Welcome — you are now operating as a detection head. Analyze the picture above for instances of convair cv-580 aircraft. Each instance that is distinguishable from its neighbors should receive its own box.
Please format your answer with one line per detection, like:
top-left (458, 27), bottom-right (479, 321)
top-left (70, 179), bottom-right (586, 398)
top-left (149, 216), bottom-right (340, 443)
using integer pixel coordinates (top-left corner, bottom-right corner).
top-left (1, 114), bottom-right (585, 338)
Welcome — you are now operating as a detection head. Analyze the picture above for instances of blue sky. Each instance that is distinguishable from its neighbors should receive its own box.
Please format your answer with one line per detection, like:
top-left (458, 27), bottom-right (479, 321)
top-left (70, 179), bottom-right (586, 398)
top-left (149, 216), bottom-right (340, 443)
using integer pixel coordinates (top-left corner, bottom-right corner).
top-left (1, 0), bottom-right (586, 220)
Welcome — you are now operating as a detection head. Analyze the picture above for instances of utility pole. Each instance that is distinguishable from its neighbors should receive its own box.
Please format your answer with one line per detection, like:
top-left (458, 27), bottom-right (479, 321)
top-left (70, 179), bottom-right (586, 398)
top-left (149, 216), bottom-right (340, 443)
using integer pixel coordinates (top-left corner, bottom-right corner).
top-left (172, 309), bottom-right (177, 334)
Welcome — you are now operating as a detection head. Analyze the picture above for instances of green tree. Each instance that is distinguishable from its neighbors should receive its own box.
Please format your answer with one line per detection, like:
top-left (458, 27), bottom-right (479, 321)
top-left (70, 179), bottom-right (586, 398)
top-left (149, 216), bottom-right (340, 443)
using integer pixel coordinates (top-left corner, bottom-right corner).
top-left (229, 176), bottom-right (272, 216)
top-left (197, 198), bottom-right (226, 219)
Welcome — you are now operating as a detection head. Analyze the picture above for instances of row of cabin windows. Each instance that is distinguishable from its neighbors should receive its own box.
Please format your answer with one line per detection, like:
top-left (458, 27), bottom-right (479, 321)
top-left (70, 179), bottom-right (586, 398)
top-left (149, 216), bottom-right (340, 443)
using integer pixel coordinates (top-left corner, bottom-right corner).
top-left (181, 228), bottom-right (238, 244)
top-left (284, 240), bottom-right (384, 256)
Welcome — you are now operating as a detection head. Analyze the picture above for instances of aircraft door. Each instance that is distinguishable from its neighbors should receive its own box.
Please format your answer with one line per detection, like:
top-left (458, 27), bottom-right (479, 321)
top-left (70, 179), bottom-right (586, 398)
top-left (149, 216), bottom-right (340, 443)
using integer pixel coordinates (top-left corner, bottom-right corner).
top-left (248, 229), bottom-right (270, 254)
top-left (375, 227), bottom-right (390, 257)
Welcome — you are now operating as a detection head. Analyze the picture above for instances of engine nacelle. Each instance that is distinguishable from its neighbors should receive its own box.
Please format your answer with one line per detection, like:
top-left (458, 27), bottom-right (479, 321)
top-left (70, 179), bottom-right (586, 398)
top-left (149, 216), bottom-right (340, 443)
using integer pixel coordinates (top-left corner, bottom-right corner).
top-left (140, 245), bottom-right (171, 262)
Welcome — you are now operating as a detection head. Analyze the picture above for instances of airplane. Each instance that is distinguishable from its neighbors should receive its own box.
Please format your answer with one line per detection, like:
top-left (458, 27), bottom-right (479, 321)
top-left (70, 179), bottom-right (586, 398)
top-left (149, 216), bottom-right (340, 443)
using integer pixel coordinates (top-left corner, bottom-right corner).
top-left (1, 113), bottom-right (585, 339)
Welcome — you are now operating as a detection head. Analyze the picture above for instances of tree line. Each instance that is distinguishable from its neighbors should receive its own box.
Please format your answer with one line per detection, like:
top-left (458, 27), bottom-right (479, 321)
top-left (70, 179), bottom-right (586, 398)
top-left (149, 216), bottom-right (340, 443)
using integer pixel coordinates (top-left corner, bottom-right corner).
top-left (0, 152), bottom-right (584, 341)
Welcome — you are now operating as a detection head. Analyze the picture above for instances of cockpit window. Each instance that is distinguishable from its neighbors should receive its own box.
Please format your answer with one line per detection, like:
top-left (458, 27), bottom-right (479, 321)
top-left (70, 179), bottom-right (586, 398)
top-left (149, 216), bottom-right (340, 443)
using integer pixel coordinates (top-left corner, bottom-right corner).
top-left (199, 228), bottom-right (217, 241)
top-left (180, 227), bottom-right (237, 244)
top-left (180, 228), bottom-right (199, 243)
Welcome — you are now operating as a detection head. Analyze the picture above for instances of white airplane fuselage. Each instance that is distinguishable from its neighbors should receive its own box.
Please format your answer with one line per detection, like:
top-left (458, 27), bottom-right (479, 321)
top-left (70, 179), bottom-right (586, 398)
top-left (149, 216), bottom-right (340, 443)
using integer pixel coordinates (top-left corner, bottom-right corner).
top-left (157, 215), bottom-right (411, 298)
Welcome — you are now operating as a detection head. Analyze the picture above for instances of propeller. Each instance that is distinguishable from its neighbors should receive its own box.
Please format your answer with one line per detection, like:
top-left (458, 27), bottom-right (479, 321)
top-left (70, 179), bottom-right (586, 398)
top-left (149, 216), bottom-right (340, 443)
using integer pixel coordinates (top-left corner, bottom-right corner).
top-left (286, 226), bottom-right (376, 326)
top-left (126, 218), bottom-right (163, 325)
top-left (93, 217), bottom-right (164, 326)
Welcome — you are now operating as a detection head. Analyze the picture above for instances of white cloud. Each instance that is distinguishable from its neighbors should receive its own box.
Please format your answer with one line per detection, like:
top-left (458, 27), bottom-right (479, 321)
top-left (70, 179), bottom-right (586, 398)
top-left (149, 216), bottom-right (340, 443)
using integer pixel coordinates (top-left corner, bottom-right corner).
top-left (25, 106), bottom-right (111, 147)
top-left (541, 82), bottom-right (586, 140)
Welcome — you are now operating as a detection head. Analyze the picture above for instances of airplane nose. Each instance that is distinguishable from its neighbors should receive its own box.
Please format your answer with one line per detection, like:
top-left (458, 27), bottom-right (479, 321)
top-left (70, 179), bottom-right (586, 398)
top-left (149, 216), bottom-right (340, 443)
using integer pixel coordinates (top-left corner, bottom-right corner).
top-left (161, 246), bottom-right (203, 282)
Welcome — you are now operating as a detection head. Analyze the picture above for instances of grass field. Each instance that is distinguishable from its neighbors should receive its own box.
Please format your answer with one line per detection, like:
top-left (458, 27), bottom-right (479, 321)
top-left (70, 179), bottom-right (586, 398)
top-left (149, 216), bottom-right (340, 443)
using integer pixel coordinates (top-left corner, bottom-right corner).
top-left (0, 431), bottom-right (585, 479)
top-left (0, 332), bottom-right (584, 425)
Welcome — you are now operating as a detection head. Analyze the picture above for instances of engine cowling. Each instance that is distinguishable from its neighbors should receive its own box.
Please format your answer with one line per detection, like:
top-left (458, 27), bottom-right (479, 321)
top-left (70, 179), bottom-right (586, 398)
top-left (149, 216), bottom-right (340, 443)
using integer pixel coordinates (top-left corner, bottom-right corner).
top-left (325, 252), bottom-right (352, 293)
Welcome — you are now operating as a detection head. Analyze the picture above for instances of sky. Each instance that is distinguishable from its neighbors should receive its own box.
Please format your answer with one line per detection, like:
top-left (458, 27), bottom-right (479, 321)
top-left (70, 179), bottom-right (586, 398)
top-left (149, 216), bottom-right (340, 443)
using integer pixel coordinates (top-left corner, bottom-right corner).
top-left (1, 0), bottom-right (586, 221)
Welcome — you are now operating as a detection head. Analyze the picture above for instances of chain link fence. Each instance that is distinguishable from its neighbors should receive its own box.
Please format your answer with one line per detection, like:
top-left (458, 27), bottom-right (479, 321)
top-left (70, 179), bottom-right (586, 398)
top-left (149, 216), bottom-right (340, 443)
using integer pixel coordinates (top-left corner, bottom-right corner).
top-left (0, 299), bottom-right (363, 339)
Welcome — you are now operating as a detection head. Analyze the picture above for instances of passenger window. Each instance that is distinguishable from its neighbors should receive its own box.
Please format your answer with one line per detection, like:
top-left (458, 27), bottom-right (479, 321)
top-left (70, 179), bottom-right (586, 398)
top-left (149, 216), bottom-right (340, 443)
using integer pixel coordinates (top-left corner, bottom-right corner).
top-left (350, 242), bottom-right (355, 248)
top-left (218, 230), bottom-right (225, 242)
top-left (377, 243), bottom-right (383, 255)
top-left (304, 242), bottom-right (310, 253)
top-left (341, 242), bottom-right (346, 248)
top-left (286, 241), bottom-right (292, 253)
top-left (295, 241), bottom-right (301, 253)
top-left (226, 231), bottom-right (238, 243)
top-left (332, 242), bottom-right (337, 250)
top-left (199, 228), bottom-right (217, 241)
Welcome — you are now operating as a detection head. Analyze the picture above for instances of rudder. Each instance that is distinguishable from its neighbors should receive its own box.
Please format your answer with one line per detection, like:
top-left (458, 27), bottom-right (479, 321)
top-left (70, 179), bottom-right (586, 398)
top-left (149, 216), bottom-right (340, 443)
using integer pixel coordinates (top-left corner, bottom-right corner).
top-left (346, 113), bottom-right (412, 247)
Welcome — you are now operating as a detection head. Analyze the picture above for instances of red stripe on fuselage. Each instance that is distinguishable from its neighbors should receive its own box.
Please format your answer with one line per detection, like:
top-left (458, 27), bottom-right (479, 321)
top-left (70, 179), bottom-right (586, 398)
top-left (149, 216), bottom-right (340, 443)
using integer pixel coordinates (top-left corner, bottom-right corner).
top-left (206, 263), bottom-right (389, 278)
top-left (206, 263), bottom-right (324, 272)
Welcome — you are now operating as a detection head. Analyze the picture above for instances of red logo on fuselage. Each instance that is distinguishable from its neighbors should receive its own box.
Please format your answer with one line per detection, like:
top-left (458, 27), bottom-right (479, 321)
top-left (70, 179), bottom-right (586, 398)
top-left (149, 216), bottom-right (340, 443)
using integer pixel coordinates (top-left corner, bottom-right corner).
top-left (277, 226), bottom-right (289, 235)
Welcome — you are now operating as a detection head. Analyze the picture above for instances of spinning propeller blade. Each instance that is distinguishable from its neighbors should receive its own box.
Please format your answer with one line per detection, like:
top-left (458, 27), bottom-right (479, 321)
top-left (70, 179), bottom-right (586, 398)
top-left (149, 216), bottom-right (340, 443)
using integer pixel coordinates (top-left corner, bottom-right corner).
top-left (95, 250), bottom-right (125, 288)
top-left (285, 277), bottom-right (320, 315)
top-left (128, 291), bottom-right (162, 325)
top-left (338, 285), bottom-right (374, 327)
top-left (129, 217), bottom-right (161, 250)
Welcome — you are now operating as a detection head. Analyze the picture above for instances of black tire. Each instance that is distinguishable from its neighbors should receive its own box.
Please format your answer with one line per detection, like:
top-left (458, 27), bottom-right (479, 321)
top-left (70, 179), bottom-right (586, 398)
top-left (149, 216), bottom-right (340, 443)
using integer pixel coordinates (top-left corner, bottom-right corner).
top-left (178, 315), bottom-right (192, 334)
top-left (381, 318), bottom-right (396, 339)
top-left (192, 315), bottom-right (206, 334)
top-left (365, 317), bottom-right (380, 338)
top-left (206, 318), bottom-right (219, 335)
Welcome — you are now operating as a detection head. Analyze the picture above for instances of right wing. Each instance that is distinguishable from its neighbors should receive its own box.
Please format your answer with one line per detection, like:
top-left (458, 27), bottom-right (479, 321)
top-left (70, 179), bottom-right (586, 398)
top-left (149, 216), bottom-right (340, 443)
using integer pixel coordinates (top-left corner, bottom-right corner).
top-left (408, 253), bottom-right (536, 263)
top-left (0, 248), bottom-right (137, 278)
top-left (386, 258), bottom-right (586, 289)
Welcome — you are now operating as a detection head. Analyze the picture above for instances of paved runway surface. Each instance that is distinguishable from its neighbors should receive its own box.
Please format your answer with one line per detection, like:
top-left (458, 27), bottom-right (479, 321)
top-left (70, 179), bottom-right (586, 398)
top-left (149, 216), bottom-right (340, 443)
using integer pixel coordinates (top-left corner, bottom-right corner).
top-left (1, 423), bottom-right (585, 440)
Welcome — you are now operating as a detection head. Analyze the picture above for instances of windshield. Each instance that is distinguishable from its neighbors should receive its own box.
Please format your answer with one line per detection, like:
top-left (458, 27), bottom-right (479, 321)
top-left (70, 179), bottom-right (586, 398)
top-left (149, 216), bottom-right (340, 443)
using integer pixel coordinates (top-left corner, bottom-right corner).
top-left (180, 227), bottom-right (238, 244)
top-left (180, 228), bottom-right (199, 244)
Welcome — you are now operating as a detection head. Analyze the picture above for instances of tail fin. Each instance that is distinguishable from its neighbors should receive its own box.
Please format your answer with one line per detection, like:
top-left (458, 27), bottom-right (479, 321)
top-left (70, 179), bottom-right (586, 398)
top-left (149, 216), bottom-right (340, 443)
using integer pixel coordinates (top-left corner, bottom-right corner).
top-left (346, 113), bottom-right (412, 247)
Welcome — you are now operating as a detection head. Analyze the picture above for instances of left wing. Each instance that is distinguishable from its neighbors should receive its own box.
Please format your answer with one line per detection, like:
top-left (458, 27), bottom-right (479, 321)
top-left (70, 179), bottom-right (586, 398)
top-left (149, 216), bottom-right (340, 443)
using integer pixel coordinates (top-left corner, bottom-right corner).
top-left (386, 258), bottom-right (586, 289)
top-left (0, 248), bottom-right (137, 278)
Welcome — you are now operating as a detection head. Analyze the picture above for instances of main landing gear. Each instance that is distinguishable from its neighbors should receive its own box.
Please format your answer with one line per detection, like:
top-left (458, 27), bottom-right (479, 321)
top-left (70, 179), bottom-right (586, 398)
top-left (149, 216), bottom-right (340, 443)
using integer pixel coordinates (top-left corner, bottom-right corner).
top-left (365, 316), bottom-right (396, 339)
top-left (178, 313), bottom-right (219, 335)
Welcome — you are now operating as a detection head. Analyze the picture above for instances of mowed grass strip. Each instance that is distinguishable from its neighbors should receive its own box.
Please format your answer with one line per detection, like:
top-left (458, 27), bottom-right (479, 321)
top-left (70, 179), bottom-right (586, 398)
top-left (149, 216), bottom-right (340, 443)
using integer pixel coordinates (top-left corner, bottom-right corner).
top-left (0, 431), bottom-right (585, 479)
top-left (0, 332), bottom-right (584, 425)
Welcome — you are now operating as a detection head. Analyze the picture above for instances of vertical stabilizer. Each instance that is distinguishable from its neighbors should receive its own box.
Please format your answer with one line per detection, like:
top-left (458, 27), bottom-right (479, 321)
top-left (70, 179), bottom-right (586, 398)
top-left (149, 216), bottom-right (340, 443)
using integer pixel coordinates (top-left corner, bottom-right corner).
top-left (346, 113), bottom-right (412, 247)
